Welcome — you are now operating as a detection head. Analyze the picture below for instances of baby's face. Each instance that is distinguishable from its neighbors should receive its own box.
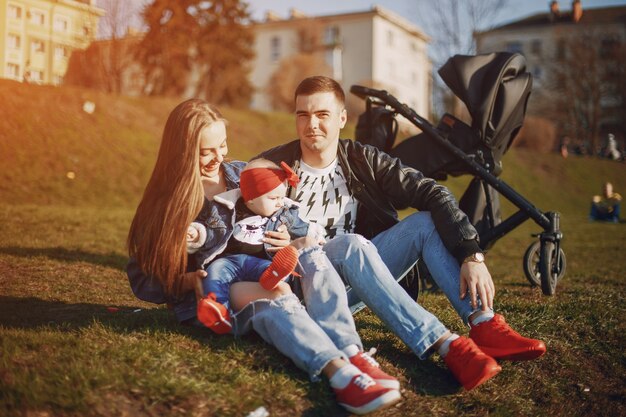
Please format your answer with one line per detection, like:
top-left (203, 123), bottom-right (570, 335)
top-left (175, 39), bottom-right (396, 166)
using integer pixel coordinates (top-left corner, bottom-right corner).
top-left (245, 183), bottom-right (288, 217)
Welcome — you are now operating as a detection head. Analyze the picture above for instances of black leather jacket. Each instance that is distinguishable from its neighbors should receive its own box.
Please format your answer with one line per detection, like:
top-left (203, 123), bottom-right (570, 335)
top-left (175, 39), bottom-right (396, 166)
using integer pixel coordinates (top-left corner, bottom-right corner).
top-left (256, 139), bottom-right (481, 264)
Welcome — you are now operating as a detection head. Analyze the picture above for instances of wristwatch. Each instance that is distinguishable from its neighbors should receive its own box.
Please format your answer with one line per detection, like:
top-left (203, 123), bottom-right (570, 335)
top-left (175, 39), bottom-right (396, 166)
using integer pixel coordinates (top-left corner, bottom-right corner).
top-left (463, 252), bottom-right (485, 264)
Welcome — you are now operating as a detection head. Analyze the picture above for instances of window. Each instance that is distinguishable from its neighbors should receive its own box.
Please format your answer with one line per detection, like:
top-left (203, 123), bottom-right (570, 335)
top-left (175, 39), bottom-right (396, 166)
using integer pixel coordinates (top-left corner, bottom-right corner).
top-left (30, 10), bottom-right (45, 26)
top-left (31, 39), bottom-right (45, 54)
top-left (270, 36), bottom-right (281, 62)
top-left (53, 74), bottom-right (64, 85)
top-left (325, 26), bottom-right (340, 45)
top-left (54, 15), bottom-right (69, 32)
top-left (387, 30), bottom-right (394, 47)
top-left (556, 39), bottom-right (566, 60)
top-left (8, 4), bottom-right (22, 19)
top-left (531, 40), bottom-right (542, 56)
top-left (600, 37), bottom-right (619, 59)
top-left (54, 45), bottom-right (69, 59)
top-left (6, 63), bottom-right (20, 78)
top-left (30, 70), bottom-right (43, 82)
top-left (8, 34), bottom-right (21, 49)
top-left (505, 41), bottom-right (523, 54)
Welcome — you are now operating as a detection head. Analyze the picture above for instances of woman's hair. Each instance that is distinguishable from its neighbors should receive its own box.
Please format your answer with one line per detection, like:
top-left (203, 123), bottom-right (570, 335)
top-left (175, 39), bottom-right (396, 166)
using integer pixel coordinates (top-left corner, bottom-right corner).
top-left (294, 76), bottom-right (345, 106)
top-left (127, 99), bottom-right (225, 296)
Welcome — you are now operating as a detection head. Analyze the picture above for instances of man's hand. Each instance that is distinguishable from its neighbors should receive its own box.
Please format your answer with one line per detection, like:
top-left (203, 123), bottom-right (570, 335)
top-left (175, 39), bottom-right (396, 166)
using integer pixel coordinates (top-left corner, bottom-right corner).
top-left (460, 261), bottom-right (495, 310)
top-left (264, 224), bottom-right (291, 253)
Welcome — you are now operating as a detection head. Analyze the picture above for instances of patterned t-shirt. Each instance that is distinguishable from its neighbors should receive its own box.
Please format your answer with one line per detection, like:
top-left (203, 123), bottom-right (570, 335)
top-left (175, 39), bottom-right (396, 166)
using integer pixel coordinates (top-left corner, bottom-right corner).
top-left (294, 159), bottom-right (358, 239)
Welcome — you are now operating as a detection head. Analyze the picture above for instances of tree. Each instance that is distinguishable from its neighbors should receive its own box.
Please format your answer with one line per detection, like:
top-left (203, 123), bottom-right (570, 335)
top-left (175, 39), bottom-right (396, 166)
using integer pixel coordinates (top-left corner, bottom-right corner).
top-left (138, 0), bottom-right (254, 105)
top-left (411, 0), bottom-right (510, 119)
top-left (537, 29), bottom-right (625, 153)
top-left (266, 18), bottom-right (331, 112)
top-left (65, 0), bottom-right (143, 93)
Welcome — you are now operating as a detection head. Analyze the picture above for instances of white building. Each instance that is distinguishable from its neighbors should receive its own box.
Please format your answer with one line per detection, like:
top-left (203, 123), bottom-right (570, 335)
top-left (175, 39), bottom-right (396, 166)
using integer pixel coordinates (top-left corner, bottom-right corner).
top-left (250, 6), bottom-right (431, 118)
top-left (475, 1), bottom-right (626, 143)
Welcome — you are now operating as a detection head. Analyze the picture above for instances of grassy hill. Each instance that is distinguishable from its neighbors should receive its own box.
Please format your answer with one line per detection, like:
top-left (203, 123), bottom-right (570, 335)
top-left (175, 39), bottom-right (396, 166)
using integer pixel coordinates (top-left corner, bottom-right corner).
top-left (1, 80), bottom-right (625, 417)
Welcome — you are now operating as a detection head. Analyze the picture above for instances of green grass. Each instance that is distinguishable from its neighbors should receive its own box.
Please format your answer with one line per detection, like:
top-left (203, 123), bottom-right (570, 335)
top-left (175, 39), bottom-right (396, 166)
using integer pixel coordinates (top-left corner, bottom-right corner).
top-left (1, 80), bottom-right (625, 416)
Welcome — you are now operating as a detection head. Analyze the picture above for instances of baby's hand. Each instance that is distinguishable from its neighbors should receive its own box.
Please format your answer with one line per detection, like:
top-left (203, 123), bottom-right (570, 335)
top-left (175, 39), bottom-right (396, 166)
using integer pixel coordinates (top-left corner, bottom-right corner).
top-left (186, 222), bottom-right (207, 253)
top-left (187, 225), bottom-right (199, 243)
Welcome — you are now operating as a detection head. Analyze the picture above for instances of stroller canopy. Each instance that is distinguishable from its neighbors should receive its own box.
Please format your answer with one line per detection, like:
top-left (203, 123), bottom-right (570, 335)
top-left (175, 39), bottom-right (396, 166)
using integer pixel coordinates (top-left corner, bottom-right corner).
top-left (438, 52), bottom-right (532, 156)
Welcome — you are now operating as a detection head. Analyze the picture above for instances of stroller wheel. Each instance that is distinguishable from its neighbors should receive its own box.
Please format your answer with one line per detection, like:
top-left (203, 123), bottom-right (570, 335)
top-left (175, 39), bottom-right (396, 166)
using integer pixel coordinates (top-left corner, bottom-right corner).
top-left (523, 241), bottom-right (566, 292)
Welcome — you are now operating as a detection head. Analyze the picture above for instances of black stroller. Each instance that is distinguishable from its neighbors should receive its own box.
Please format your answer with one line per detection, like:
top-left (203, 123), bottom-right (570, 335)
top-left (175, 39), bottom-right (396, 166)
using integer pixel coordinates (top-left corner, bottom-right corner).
top-left (351, 52), bottom-right (565, 296)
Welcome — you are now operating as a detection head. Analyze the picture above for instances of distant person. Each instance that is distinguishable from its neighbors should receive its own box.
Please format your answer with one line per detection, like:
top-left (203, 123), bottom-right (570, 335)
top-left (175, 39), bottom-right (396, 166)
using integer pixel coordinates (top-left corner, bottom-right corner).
top-left (126, 99), bottom-right (401, 415)
top-left (559, 136), bottom-right (570, 159)
top-left (590, 182), bottom-right (622, 223)
top-left (604, 134), bottom-right (621, 161)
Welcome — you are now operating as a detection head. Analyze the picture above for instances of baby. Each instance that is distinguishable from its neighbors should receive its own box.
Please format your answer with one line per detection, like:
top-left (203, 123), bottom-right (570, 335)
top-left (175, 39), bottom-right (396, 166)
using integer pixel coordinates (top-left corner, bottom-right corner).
top-left (187, 158), bottom-right (324, 333)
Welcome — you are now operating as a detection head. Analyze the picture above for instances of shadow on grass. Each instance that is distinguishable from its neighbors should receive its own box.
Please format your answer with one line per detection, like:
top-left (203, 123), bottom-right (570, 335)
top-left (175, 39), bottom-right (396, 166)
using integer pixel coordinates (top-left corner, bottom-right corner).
top-left (0, 295), bottom-right (173, 331)
top-left (356, 315), bottom-right (461, 397)
top-left (0, 295), bottom-right (356, 415)
top-left (0, 246), bottom-right (127, 270)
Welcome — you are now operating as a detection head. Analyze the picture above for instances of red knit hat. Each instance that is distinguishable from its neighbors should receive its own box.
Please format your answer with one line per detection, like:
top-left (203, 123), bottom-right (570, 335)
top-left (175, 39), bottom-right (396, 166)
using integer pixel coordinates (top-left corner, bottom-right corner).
top-left (240, 161), bottom-right (299, 202)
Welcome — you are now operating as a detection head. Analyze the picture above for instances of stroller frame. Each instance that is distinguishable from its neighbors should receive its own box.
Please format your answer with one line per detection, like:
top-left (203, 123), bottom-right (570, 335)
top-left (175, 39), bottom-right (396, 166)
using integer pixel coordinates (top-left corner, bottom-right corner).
top-left (351, 85), bottom-right (565, 295)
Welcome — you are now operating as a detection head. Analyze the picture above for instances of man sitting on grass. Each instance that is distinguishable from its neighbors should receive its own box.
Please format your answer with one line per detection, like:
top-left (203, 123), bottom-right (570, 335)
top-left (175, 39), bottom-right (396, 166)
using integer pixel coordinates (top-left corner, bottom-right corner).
top-left (256, 75), bottom-right (547, 391)
top-left (590, 182), bottom-right (621, 223)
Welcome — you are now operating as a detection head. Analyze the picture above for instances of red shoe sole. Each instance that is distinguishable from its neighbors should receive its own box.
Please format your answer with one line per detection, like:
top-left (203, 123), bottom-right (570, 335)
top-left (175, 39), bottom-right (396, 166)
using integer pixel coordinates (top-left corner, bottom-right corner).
top-left (478, 344), bottom-right (546, 361)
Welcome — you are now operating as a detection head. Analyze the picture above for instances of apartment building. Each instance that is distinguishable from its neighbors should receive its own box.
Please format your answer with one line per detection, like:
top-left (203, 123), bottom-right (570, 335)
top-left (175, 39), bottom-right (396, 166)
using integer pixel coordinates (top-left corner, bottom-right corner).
top-left (1, 0), bottom-right (104, 85)
top-left (475, 0), bottom-right (626, 142)
top-left (250, 6), bottom-right (431, 117)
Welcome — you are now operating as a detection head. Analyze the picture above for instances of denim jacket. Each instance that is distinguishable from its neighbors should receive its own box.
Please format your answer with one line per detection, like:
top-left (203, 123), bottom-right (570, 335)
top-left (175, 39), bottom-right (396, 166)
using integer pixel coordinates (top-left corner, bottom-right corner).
top-left (127, 161), bottom-right (246, 322)
top-left (189, 188), bottom-right (319, 270)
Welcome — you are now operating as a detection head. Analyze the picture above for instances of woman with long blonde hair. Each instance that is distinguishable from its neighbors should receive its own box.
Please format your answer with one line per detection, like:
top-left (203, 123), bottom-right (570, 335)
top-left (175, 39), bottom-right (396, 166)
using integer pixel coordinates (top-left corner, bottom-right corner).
top-left (126, 99), bottom-right (401, 415)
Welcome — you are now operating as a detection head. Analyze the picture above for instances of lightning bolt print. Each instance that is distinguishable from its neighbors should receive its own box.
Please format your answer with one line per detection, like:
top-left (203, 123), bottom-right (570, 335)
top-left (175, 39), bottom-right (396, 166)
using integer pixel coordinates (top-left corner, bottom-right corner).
top-left (306, 192), bottom-right (316, 216)
top-left (321, 190), bottom-right (331, 215)
top-left (335, 187), bottom-right (343, 211)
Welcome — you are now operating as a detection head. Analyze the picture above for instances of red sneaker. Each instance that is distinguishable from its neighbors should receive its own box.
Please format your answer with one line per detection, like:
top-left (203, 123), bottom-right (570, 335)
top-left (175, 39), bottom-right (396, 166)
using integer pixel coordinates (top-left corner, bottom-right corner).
top-left (349, 349), bottom-right (400, 390)
top-left (334, 373), bottom-right (401, 415)
top-left (444, 336), bottom-right (501, 390)
top-left (470, 314), bottom-right (547, 361)
top-left (259, 245), bottom-right (299, 290)
top-left (197, 292), bottom-right (232, 334)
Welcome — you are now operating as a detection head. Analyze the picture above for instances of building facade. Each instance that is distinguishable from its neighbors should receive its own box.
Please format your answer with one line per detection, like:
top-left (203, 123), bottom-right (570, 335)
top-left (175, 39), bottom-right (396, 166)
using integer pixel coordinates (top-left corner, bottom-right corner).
top-left (475, 1), bottom-right (626, 148)
top-left (1, 0), bottom-right (104, 85)
top-left (250, 6), bottom-right (431, 118)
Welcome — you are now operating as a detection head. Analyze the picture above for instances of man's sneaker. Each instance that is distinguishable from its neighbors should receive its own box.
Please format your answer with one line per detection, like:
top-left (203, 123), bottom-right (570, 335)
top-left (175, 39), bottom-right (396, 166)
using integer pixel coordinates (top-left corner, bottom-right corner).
top-left (197, 292), bottom-right (232, 334)
top-left (334, 373), bottom-right (401, 415)
top-left (260, 245), bottom-right (299, 290)
top-left (349, 349), bottom-right (400, 390)
top-left (470, 314), bottom-right (547, 361)
top-left (443, 336), bottom-right (501, 390)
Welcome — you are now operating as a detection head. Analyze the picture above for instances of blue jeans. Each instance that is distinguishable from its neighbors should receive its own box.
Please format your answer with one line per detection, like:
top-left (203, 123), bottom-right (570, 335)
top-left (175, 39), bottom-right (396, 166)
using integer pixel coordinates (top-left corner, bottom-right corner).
top-left (202, 254), bottom-right (271, 309)
top-left (590, 202), bottom-right (620, 222)
top-left (224, 246), bottom-right (362, 381)
top-left (323, 212), bottom-right (477, 359)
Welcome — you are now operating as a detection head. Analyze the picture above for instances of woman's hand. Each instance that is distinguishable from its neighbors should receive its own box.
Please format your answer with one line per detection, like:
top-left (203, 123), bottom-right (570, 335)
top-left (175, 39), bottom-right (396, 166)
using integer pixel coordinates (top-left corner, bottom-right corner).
top-left (181, 269), bottom-right (207, 300)
top-left (459, 261), bottom-right (495, 311)
top-left (264, 224), bottom-right (291, 253)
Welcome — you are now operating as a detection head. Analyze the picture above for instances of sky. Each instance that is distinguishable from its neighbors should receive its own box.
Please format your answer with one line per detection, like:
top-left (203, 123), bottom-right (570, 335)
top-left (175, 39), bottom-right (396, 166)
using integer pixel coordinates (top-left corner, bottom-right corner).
top-left (246, 0), bottom-right (626, 30)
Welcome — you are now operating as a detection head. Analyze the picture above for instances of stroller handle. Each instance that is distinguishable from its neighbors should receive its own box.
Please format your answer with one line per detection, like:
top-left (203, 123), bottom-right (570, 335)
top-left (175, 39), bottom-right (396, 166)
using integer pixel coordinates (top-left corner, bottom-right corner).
top-left (349, 85), bottom-right (387, 100)
top-left (350, 85), bottom-right (434, 132)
